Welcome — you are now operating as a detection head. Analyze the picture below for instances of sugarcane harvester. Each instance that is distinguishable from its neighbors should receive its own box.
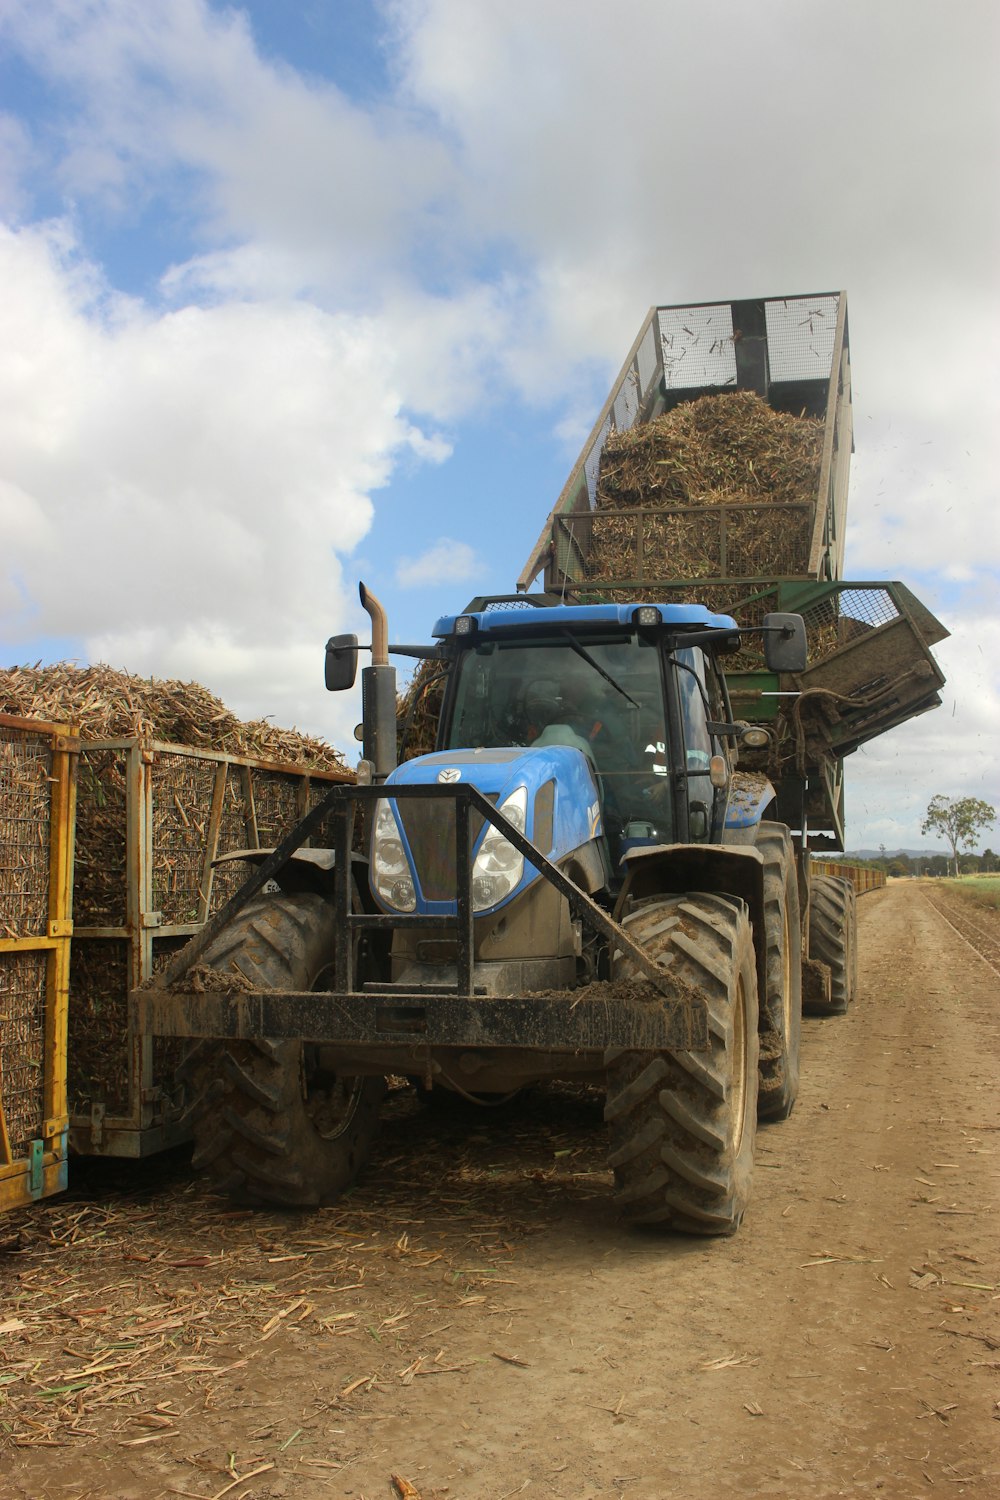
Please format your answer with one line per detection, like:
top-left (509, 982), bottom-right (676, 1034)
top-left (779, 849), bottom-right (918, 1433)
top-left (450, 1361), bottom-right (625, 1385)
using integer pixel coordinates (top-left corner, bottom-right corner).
top-left (137, 292), bottom-right (947, 1236)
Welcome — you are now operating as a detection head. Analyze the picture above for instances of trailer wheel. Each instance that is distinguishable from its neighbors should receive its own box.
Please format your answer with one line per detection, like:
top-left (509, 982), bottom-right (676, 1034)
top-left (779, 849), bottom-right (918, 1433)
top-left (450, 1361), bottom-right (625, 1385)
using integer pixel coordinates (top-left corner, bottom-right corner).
top-left (755, 823), bottom-right (802, 1121)
top-left (183, 893), bottom-right (384, 1207)
top-left (604, 892), bottom-right (759, 1236)
top-left (806, 875), bottom-right (858, 1017)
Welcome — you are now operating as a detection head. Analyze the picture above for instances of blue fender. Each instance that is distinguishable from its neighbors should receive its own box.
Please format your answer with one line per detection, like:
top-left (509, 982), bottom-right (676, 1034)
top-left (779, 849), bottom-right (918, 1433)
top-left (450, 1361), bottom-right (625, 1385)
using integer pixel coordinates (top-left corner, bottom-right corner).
top-left (724, 774), bottom-right (777, 844)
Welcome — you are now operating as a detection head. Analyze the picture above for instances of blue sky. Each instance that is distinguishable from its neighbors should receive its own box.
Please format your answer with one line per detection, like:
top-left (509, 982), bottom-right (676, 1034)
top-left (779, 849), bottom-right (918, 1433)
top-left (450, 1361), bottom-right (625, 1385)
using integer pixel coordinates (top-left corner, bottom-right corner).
top-left (0, 0), bottom-right (997, 851)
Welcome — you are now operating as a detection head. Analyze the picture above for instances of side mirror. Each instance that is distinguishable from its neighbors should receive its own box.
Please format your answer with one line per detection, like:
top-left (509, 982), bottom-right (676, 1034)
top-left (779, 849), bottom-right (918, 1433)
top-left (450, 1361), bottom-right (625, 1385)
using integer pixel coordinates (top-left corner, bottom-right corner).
top-left (763, 613), bottom-right (807, 673)
top-left (325, 633), bottom-right (359, 691)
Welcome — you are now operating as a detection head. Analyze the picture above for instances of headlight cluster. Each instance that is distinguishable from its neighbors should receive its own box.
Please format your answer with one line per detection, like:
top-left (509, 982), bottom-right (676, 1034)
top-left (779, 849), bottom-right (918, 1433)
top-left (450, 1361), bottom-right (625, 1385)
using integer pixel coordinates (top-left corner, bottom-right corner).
top-left (371, 787), bottom-right (529, 914)
top-left (472, 786), bottom-right (526, 912)
top-left (372, 799), bottom-right (416, 911)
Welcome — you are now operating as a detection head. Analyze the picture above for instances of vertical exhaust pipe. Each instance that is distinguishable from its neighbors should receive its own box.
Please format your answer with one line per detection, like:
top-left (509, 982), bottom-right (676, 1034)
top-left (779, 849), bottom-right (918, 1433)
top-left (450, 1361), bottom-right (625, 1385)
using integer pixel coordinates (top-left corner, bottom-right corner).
top-left (359, 582), bottom-right (397, 780)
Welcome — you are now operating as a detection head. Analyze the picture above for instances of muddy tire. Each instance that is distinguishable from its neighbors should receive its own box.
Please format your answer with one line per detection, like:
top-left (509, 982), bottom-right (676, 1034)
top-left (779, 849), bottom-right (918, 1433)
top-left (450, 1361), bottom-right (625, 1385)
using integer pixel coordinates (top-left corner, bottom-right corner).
top-left (755, 823), bottom-right (802, 1121)
top-left (183, 893), bottom-right (384, 1207)
top-left (604, 892), bottom-right (759, 1236)
top-left (806, 875), bottom-right (858, 1017)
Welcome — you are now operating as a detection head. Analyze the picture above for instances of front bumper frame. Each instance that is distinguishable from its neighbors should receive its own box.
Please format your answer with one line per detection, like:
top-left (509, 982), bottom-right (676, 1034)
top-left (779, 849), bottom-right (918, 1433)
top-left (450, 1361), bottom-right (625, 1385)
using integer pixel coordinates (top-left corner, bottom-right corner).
top-left (134, 782), bottom-right (709, 1055)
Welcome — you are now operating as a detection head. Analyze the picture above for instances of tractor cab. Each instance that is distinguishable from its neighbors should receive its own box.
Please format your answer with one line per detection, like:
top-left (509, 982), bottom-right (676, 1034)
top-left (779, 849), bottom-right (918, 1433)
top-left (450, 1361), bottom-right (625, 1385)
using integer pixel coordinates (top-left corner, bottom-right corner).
top-left (432, 599), bottom-right (743, 877)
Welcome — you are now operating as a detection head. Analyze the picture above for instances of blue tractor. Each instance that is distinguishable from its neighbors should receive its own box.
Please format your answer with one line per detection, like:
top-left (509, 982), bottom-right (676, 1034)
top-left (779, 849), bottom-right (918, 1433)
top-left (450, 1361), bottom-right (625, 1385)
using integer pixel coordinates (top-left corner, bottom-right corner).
top-left (143, 583), bottom-right (807, 1237)
top-left (143, 292), bottom-right (945, 1235)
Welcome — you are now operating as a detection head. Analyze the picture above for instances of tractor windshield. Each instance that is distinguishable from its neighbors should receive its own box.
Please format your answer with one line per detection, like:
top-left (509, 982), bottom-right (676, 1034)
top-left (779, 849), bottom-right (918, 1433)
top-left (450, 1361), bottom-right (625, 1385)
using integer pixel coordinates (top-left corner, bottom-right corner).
top-left (443, 635), bottom-right (674, 849)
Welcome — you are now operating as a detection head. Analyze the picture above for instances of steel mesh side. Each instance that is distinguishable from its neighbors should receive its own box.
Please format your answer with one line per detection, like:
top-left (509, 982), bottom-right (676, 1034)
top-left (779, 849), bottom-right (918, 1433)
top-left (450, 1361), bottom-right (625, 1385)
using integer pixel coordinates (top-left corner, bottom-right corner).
top-left (0, 729), bottom-right (53, 939)
top-left (67, 938), bottom-right (131, 1114)
top-left (208, 767), bottom-right (257, 913)
top-left (797, 586), bottom-right (902, 664)
top-left (578, 504), bottom-right (814, 586)
top-left (834, 588), bottom-right (900, 631)
top-left (765, 295), bottom-right (840, 382)
top-left (658, 304), bottom-right (738, 389)
top-left (74, 748), bottom-right (129, 928)
top-left (1, 949), bottom-right (48, 1151)
top-left (152, 754), bottom-right (220, 925)
top-left (252, 771), bottom-right (305, 849)
top-left (151, 935), bottom-right (191, 1112)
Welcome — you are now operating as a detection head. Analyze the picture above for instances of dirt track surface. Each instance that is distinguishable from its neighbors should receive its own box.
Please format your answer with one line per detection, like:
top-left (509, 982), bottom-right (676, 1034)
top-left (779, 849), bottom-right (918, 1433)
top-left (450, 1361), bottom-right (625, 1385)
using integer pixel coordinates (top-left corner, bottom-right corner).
top-left (2, 881), bottom-right (998, 1499)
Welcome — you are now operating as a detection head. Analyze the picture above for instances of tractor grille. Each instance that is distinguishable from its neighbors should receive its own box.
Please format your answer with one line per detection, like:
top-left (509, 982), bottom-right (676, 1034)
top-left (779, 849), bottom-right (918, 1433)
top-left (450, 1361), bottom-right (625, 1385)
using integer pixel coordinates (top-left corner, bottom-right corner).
top-left (395, 796), bottom-right (492, 902)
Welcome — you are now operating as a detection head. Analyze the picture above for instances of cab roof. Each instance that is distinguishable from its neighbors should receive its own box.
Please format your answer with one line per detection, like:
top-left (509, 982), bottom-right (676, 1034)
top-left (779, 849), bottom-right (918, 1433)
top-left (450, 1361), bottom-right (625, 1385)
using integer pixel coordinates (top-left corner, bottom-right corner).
top-left (432, 599), bottom-right (739, 639)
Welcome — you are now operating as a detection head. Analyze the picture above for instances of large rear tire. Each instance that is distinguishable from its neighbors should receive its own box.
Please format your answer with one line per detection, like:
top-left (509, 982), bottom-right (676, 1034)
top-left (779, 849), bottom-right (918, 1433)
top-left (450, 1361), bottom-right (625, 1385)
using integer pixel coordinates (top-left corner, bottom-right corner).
top-left (755, 823), bottom-right (802, 1121)
top-left (604, 892), bottom-right (759, 1236)
top-left (183, 893), bottom-right (384, 1207)
top-left (806, 875), bottom-right (858, 1017)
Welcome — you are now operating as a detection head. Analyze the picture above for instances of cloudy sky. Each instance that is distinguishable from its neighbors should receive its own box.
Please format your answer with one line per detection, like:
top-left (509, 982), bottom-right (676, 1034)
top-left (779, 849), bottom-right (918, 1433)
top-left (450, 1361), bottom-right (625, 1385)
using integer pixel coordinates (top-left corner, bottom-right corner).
top-left (1, 0), bottom-right (997, 852)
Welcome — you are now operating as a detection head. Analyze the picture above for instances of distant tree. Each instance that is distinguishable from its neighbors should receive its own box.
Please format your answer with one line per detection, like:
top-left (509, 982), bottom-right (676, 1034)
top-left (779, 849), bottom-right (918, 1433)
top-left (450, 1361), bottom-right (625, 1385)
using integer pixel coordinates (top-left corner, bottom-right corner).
top-left (921, 796), bottom-right (997, 878)
top-left (981, 848), bottom-right (996, 874)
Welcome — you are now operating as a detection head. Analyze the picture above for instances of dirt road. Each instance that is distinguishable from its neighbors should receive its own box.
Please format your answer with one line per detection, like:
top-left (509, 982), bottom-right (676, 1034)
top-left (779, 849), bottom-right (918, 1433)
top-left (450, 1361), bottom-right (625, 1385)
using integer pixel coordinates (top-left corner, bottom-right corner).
top-left (2, 881), bottom-right (998, 1499)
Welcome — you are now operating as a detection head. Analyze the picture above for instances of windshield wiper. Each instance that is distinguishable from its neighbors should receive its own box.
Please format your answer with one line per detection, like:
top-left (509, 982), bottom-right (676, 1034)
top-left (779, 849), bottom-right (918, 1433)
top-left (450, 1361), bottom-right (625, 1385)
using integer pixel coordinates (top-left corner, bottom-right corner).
top-left (561, 631), bottom-right (640, 709)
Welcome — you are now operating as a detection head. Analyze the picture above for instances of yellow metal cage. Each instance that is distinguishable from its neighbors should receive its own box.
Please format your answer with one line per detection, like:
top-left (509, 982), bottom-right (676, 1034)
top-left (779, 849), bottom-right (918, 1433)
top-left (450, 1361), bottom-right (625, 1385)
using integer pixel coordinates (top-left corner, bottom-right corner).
top-left (0, 714), bottom-right (77, 1212)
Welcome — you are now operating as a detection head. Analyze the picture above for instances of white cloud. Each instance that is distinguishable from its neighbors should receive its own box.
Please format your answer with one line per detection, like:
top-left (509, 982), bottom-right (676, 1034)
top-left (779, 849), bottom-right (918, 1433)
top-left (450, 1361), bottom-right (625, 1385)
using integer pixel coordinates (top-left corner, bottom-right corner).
top-left (395, 538), bottom-right (482, 589)
top-left (0, 220), bottom-right (441, 741)
top-left (0, 0), bottom-right (458, 299)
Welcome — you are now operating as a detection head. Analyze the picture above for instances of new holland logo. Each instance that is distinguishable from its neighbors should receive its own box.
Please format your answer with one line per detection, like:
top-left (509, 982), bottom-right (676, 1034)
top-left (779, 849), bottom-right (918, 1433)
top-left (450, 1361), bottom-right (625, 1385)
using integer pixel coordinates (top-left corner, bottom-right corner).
top-left (437, 767), bottom-right (462, 783)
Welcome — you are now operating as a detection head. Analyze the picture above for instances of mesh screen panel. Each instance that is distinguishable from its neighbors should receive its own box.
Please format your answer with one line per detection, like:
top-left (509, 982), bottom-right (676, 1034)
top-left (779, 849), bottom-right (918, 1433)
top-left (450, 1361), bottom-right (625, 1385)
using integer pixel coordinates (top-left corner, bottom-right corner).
top-left (68, 939), bottom-right (131, 1113)
top-left (765, 296), bottom-right (840, 381)
top-left (152, 754), bottom-right (220, 924)
top-left (612, 367), bottom-right (640, 433)
top-left (209, 767), bottom-right (255, 912)
top-left (151, 935), bottom-right (192, 1108)
top-left (75, 748), bottom-right (129, 927)
top-left (576, 504), bottom-right (813, 585)
top-left (0, 730), bottom-right (53, 938)
top-left (658, 304), bottom-right (737, 389)
top-left (253, 772), bottom-right (305, 848)
top-left (0, 949), bottom-right (47, 1151)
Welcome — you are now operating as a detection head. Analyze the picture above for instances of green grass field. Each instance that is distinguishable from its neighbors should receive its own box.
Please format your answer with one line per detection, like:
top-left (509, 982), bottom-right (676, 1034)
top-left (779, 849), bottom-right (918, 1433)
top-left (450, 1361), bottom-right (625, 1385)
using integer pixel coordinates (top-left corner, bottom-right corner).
top-left (939, 874), bottom-right (1000, 912)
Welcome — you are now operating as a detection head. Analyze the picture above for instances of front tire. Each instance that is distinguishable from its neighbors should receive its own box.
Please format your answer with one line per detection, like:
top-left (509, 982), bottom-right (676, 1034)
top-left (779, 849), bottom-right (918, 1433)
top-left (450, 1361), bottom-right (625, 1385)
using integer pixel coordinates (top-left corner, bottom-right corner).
top-left (604, 892), bottom-right (759, 1236)
top-left (755, 823), bottom-right (802, 1121)
top-left (184, 893), bottom-right (385, 1207)
top-left (806, 875), bottom-right (858, 1017)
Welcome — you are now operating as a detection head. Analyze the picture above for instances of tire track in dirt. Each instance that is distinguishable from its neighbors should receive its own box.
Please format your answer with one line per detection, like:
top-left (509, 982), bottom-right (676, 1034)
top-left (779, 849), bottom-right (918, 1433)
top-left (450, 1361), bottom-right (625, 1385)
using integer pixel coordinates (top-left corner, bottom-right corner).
top-left (919, 886), bottom-right (1000, 975)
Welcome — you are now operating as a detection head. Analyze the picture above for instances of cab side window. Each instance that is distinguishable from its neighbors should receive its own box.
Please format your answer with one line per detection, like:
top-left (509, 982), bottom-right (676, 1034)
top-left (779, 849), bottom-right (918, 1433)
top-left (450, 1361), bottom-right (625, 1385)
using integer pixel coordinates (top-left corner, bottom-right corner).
top-left (675, 647), bottom-right (714, 841)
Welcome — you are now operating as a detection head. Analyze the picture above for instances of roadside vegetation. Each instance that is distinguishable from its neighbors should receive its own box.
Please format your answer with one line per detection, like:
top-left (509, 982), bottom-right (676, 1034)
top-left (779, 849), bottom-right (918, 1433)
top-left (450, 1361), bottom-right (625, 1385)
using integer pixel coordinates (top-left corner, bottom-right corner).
top-left (937, 873), bottom-right (1000, 913)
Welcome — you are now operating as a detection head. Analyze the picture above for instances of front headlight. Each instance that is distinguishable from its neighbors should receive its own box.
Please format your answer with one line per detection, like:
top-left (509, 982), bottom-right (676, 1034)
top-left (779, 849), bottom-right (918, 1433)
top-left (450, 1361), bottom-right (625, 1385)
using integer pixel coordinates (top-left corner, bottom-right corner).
top-left (371, 798), bottom-right (416, 911)
top-left (472, 786), bottom-right (527, 912)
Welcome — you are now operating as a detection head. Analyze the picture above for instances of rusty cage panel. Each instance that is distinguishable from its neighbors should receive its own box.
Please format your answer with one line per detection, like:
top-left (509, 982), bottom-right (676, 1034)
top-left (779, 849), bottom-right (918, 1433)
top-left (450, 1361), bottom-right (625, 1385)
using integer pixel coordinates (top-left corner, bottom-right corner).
top-left (69, 740), bottom-right (352, 1157)
top-left (0, 714), bottom-right (77, 1212)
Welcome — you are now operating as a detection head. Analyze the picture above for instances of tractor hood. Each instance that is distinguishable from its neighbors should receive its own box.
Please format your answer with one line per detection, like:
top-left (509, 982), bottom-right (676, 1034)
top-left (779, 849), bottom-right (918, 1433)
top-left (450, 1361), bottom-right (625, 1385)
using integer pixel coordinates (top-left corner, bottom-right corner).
top-left (374, 745), bottom-right (603, 915)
